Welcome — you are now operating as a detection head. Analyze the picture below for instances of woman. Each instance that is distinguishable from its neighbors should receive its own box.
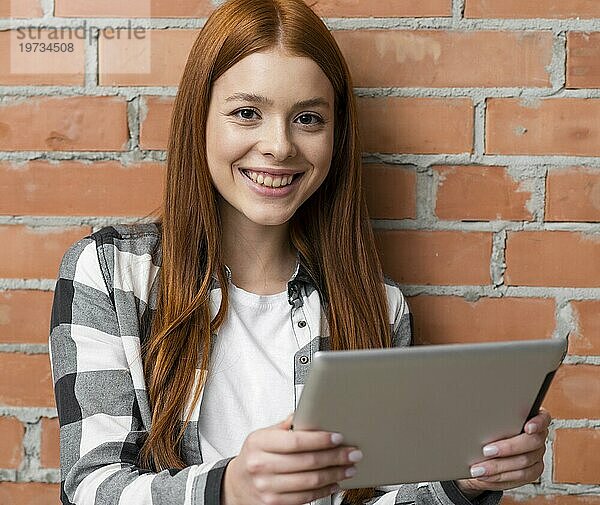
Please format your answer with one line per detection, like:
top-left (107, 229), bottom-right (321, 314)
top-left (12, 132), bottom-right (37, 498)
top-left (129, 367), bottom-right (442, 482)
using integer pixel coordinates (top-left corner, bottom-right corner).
top-left (48, 0), bottom-right (551, 504)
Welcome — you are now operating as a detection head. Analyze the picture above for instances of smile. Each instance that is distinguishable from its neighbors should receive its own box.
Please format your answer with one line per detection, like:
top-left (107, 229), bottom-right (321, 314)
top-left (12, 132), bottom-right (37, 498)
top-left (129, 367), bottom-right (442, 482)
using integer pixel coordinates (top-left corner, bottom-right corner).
top-left (238, 168), bottom-right (304, 197)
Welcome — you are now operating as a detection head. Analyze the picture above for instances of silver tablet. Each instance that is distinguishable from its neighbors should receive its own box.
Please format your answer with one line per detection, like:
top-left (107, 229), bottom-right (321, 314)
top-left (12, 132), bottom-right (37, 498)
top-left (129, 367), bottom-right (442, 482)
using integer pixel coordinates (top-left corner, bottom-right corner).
top-left (292, 338), bottom-right (568, 489)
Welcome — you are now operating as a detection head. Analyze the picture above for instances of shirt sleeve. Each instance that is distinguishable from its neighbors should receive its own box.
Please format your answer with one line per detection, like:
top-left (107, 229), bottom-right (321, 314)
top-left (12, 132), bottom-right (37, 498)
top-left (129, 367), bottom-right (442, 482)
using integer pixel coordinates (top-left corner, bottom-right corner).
top-left (48, 234), bottom-right (234, 505)
top-left (361, 281), bottom-right (503, 505)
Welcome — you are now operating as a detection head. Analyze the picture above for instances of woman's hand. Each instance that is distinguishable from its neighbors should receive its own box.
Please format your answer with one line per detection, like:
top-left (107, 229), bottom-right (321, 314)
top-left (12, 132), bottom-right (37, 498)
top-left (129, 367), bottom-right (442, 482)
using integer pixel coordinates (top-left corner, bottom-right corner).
top-left (454, 409), bottom-right (552, 499)
top-left (222, 413), bottom-right (361, 505)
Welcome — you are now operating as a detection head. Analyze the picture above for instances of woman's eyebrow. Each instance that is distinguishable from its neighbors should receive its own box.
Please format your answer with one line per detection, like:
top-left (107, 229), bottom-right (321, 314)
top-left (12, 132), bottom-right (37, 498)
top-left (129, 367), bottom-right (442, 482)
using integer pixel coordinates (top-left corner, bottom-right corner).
top-left (224, 92), bottom-right (330, 109)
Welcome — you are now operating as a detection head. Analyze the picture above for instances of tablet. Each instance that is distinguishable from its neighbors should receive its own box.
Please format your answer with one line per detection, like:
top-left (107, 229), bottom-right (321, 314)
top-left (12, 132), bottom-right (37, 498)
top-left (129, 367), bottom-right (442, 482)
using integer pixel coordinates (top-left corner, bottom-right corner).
top-left (292, 338), bottom-right (568, 489)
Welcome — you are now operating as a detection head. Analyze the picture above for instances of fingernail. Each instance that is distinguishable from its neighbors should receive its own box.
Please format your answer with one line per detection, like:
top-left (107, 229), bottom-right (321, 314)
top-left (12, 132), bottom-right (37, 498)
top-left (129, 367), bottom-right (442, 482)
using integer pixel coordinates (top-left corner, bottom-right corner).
top-left (483, 445), bottom-right (499, 457)
top-left (331, 485), bottom-right (341, 494)
top-left (348, 450), bottom-right (363, 462)
top-left (526, 423), bottom-right (537, 434)
top-left (331, 433), bottom-right (344, 444)
top-left (345, 467), bottom-right (357, 478)
top-left (470, 466), bottom-right (486, 478)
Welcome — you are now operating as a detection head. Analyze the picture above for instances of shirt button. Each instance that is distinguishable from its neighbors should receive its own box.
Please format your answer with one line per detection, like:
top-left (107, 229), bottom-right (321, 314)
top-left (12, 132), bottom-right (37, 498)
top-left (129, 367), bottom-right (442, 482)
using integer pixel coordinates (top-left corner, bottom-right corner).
top-left (299, 355), bottom-right (309, 364)
top-left (298, 320), bottom-right (306, 328)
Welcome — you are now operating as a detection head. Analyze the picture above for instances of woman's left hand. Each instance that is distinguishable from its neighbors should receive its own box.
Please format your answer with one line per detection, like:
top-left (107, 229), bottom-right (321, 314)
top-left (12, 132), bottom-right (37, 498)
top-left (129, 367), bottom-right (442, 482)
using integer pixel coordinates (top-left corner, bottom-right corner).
top-left (454, 408), bottom-right (552, 499)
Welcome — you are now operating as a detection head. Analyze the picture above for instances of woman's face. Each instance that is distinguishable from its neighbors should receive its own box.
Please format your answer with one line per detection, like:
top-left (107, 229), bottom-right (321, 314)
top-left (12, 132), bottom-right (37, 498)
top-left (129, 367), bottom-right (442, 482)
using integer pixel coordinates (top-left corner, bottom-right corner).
top-left (205, 47), bottom-right (335, 227)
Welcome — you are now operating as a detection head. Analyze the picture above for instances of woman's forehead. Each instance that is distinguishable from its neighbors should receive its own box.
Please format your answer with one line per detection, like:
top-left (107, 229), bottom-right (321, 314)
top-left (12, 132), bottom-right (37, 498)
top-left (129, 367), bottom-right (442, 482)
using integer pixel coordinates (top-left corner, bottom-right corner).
top-left (211, 49), bottom-right (335, 105)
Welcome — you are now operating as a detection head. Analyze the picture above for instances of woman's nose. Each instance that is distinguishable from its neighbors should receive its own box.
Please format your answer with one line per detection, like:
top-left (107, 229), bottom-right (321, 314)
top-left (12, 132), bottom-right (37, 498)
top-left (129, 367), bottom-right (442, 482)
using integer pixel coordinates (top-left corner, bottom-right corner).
top-left (258, 120), bottom-right (297, 160)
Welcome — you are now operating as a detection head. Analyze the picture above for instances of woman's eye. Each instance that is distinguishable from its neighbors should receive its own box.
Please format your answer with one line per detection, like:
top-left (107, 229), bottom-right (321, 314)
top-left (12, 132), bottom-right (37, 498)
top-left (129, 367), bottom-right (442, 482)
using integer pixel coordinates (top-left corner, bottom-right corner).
top-left (296, 113), bottom-right (324, 126)
top-left (232, 108), bottom-right (259, 121)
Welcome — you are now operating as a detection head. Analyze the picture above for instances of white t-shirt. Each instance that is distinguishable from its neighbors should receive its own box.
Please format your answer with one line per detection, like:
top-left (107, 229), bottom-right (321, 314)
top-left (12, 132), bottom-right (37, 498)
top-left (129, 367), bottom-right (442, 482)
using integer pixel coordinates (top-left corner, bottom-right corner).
top-left (198, 276), bottom-right (309, 461)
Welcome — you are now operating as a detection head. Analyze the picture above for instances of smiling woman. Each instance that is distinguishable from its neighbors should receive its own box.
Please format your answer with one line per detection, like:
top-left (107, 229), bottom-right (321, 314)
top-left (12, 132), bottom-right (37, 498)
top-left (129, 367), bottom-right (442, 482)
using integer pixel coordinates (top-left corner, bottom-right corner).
top-left (47, 1), bottom-right (532, 505)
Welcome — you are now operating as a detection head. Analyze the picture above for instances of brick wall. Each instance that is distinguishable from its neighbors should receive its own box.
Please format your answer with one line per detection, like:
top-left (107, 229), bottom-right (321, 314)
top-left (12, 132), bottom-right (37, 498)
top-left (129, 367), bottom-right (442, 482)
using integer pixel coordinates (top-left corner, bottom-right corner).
top-left (0, 0), bottom-right (598, 503)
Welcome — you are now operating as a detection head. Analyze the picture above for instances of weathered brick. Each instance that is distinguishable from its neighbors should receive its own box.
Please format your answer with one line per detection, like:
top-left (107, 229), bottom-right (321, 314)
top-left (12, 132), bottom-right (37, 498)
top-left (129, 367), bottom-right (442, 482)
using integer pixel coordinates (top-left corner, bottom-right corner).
top-left (505, 231), bottom-right (600, 287)
top-left (0, 96), bottom-right (129, 151)
top-left (554, 429), bottom-right (600, 484)
top-left (486, 98), bottom-right (600, 156)
top-left (99, 29), bottom-right (198, 86)
top-left (0, 225), bottom-right (91, 279)
top-left (0, 416), bottom-right (24, 468)
top-left (309, 0), bottom-right (451, 17)
top-left (40, 417), bottom-right (59, 468)
top-left (408, 296), bottom-right (555, 345)
top-left (0, 30), bottom-right (85, 85)
top-left (434, 165), bottom-right (534, 221)
top-left (543, 365), bottom-right (600, 419)
top-left (358, 97), bottom-right (473, 154)
top-left (375, 230), bottom-right (492, 285)
top-left (364, 164), bottom-right (416, 219)
top-left (140, 95), bottom-right (174, 149)
top-left (570, 300), bottom-right (600, 356)
top-left (0, 353), bottom-right (54, 407)
top-left (503, 495), bottom-right (600, 505)
top-left (0, 290), bottom-right (54, 344)
top-left (465, 0), bottom-right (600, 18)
top-left (0, 0), bottom-right (42, 18)
top-left (567, 32), bottom-right (600, 89)
top-left (333, 30), bottom-right (552, 88)
top-left (0, 482), bottom-right (60, 505)
top-left (0, 160), bottom-right (164, 217)
top-left (545, 167), bottom-right (600, 222)
top-left (55, 0), bottom-right (213, 17)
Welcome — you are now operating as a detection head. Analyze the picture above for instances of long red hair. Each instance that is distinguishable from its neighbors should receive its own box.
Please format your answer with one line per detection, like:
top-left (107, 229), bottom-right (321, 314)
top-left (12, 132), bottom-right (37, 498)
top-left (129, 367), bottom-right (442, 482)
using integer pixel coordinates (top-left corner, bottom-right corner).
top-left (139, 1), bottom-right (393, 502)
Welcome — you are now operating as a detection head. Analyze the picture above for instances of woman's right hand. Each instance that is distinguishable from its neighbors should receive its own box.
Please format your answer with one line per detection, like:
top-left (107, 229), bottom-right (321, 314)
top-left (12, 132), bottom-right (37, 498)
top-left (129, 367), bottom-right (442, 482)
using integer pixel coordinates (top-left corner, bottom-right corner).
top-left (221, 413), bottom-right (362, 505)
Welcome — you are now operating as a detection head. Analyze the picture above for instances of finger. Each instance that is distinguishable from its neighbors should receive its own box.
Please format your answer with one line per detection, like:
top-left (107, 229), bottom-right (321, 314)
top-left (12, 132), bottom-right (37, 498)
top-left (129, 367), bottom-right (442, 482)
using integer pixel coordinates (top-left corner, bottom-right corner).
top-left (248, 446), bottom-right (360, 474)
top-left (267, 483), bottom-right (339, 505)
top-left (482, 429), bottom-right (547, 459)
top-left (471, 447), bottom-right (544, 480)
top-left (256, 465), bottom-right (352, 493)
top-left (276, 413), bottom-right (294, 430)
top-left (255, 427), bottom-right (349, 454)
top-left (476, 460), bottom-right (544, 484)
top-left (525, 409), bottom-right (552, 434)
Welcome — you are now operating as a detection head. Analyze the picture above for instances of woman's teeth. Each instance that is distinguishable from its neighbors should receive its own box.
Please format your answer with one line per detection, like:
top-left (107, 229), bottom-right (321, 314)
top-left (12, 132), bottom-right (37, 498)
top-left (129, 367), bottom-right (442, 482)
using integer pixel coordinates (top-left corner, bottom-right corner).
top-left (241, 169), bottom-right (298, 188)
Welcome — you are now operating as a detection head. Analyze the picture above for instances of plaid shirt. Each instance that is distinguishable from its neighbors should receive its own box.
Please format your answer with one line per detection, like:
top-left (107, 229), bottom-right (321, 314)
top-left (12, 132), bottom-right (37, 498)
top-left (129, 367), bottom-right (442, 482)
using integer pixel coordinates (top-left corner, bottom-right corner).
top-left (49, 223), bottom-right (503, 505)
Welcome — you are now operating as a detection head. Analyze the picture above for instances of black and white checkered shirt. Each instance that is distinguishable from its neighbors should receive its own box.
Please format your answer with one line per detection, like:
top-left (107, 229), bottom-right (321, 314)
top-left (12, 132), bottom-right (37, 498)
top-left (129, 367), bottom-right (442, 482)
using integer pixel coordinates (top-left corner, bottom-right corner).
top-left (49, 222), bottom-right (502, 505)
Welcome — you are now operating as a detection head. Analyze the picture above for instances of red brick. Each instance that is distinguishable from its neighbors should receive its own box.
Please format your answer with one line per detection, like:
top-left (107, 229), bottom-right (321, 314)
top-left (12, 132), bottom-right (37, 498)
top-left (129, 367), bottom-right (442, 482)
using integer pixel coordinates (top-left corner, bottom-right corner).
top-left (0, 160), bottom-right (164, 217)
top-left (363, 164), bottom-right (416, 219)
top-left (139, 95), bottom-right (174, 149)
top-left (503, 495), bottom-right (600, 505)
top-left (0, 290), bottom-right (54, 344)
top-left (486, 98), bottom-right (600, 156)
top-left (434, 165), bottom-right (534, 221)
top-left (554, 429), bottom-right (600, 484)
top-left (465, 0), bottom-right (600, 18)
top-left (0, 30), bottom-right (85, 85)
top-left (0, 353), bottom-right (54, 407)
top-left (567, 32), bottom-right (600, 89)
top-left (0, 96), bottom-right (129, 151)
top-left (55, 0), bottom-right (213, 17)
top-left (309, 0), bottom-right (451, 17)
top-left (0, 416), bottom-right (24, 468)
top-left (505, 231), bottom-right (600, 288)
top-left (0, 225), bottom-right (91, 279)
top-left (408, 296), bottom-right (556, 345)
top-left (40, 417), bottom-right (59, 468)
top-left (542, 365), bottom-right (600, 419)
top-left (570, 300), bottom-right (600, 356)
top-left (99, 29), bottom-right (198, 86)
top-left (0, 0), bottom-right (42, 18)
top-left (358, 97), bottom-right (473, 154)
top-left (333, 30), bottom-right (552, 88)
top-left (375, 230), bottom-right (492, 285)
top-left (0, 482), bottom-right (60, 505)
top-left (546, 167), bottom-right (600, 222)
